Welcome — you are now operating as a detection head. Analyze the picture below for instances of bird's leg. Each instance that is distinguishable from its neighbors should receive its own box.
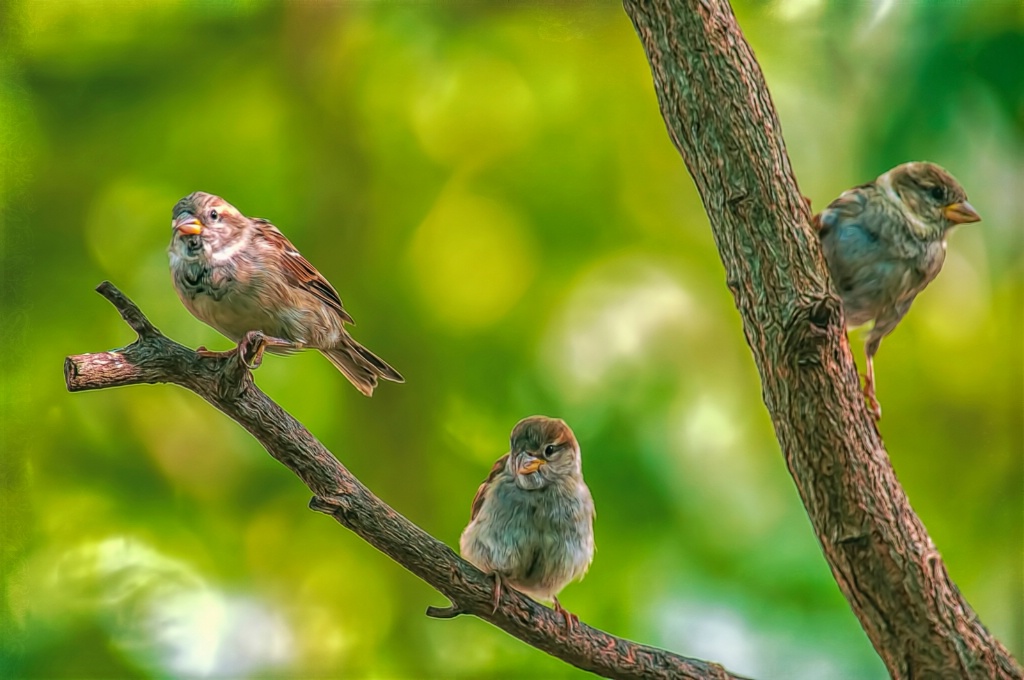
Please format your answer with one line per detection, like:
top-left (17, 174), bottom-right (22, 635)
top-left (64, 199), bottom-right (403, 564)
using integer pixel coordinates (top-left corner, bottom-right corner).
top-left (194, 333), bottom-right (292, 367)
top-left (863, 352), bottom-right (882, 421)
top-left (552, 596), bottom-right (579, 633)
top-left (488, 573), bottom-right (503, 614)
top-left (237, 331), bottom-right (294, 370)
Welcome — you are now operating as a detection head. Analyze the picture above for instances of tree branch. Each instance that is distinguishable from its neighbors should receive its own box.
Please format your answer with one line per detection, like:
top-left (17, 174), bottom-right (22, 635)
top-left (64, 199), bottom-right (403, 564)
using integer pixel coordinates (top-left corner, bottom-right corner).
top-left (622, 1), bottom-right (1022, 678)
top-left (65, 281), bottom-right (746, 680)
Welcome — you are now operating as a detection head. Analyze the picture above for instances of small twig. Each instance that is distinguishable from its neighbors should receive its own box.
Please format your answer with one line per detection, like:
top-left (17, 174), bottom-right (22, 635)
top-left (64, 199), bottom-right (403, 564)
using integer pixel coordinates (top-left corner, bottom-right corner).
top-left (65, 282), bottom-right (747, 680)
top-left (425, 603), bottom-right (465, 619)
top-left (96, 280), bottom-right (161, 339)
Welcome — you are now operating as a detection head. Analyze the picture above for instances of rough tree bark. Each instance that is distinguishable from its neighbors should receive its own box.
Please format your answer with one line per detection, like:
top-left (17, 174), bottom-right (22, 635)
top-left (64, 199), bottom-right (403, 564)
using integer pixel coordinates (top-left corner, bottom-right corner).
top-left (64, 282), bottom-right (744, 680)
top-left (622, 1), bottom-right (1022, 679)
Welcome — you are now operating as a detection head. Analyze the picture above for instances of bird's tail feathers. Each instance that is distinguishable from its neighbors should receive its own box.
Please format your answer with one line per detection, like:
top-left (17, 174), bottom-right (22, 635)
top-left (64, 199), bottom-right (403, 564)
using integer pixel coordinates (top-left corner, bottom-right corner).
top-left (351, 343), bottom-right (404, 383)
top-left (321, 339), bottom-right (404, 397)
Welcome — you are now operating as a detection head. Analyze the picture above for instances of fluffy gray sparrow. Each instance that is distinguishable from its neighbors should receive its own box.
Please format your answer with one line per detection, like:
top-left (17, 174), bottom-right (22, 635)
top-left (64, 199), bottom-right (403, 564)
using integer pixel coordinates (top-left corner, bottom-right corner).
top-left (460, 416), bottom-right (595, 631)
top-left (814, 161), bottom-right (980, 419)
top-left (168, 192), bottom-right (404, 396)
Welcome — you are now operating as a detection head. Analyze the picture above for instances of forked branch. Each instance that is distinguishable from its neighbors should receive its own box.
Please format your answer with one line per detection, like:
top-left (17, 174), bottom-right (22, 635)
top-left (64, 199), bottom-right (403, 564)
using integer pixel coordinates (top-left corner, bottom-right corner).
top-left (64, 281), bottom-right (746, 680)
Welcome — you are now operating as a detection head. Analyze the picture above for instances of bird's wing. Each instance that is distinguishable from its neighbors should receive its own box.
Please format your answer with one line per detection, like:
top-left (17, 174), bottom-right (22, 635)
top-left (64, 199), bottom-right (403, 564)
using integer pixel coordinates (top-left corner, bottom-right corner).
top-left (254, 219), bottom-right (355, 325)
top-left (816, 185), bottom-right (897, 264)
top-left (470, 454), bottom-right (509, 522)
top-left (814, 183), bottom-right (878, 236)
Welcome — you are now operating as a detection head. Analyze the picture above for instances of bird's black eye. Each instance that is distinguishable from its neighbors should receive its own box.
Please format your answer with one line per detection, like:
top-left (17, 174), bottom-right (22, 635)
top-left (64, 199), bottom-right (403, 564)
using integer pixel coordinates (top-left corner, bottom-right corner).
top-left (929, 187), bottom-right (944, 201)
top-left (210, 209), bottom-right (219, 221)
top-left (544, 444), bottom-right (557, 457)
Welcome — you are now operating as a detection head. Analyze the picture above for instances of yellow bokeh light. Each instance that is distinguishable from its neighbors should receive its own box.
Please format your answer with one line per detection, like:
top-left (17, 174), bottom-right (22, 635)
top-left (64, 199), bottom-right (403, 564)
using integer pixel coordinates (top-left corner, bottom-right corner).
top-left (407, 183), bottom-right (536, 331)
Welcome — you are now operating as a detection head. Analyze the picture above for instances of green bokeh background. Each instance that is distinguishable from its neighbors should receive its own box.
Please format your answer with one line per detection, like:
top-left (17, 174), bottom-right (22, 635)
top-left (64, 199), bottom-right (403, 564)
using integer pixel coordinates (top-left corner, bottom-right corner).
top-left (1, 2), bottom-right (1021, 678)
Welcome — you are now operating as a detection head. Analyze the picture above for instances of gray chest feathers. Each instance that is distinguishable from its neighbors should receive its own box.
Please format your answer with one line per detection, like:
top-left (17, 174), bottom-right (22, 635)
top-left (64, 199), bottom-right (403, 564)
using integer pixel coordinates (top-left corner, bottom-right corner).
top-left (466, 477), bottom-right (595, 599)
top-left (822, 226), bottom-right (946, 326)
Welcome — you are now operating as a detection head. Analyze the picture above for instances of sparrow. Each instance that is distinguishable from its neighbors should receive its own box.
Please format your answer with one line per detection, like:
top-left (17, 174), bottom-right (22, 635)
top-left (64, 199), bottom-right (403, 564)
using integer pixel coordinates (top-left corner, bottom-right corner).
top-left (168, 192), bottom-right (404, 396)
top-left (814, 161), bottom-right (980, 419)
top-left (459, 416), bottom-right (595, 632)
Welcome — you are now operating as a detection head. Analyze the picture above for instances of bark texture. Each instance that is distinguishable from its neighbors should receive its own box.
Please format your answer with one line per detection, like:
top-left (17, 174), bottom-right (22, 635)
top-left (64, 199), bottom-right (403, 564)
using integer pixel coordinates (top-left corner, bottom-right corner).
top-left (64, 281), bottom-right (745, 680)
top-left (622, 1), bottom-right (1022, 678)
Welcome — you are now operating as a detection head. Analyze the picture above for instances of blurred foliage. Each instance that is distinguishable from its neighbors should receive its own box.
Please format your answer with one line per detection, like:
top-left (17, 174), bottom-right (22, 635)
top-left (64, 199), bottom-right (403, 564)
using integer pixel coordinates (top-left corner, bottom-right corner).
top-left (1, 1), bottom-right (1021, 678)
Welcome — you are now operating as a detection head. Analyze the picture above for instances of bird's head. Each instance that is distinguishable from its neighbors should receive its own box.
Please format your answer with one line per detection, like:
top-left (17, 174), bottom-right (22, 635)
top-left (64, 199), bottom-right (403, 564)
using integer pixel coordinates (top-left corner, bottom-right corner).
top-left (507, 416), bottom-right (581, 491)
top-left (170, 192), bottom-right (249, 255)
top-left (880, 162), bottom-right (980, 238)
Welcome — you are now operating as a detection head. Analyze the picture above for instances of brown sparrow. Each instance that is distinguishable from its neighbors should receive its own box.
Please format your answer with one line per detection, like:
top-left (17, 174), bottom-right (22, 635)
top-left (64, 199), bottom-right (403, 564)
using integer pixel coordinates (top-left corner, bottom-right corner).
top-left (459, 416), bottom-right (595, 631)
top-left (814, 162), bottom-right (980, 419)
top-left (168, 192), bottom-right (404, 396)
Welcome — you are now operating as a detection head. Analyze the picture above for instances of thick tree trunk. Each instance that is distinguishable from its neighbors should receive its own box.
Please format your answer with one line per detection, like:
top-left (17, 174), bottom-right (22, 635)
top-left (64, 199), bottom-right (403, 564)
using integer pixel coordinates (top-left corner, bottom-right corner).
top-left (622, 1), bottom-right (1022, 678)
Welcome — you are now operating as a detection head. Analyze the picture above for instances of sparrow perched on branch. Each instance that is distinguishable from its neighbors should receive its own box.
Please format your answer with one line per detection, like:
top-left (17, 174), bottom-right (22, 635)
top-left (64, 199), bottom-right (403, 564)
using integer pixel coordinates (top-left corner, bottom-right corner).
top-left (459, 416), bottom-right (595, 631)
top-left (814, 161), bottom-right (980, 419)
top-left (168, 192), bottom-right (404, 396)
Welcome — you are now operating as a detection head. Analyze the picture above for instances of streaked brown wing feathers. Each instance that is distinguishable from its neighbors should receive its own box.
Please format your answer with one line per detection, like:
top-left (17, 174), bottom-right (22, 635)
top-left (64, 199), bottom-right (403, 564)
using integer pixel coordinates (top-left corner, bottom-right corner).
top-left (470, 454), bottom-right (509, 522)
top-left (256, 219), bottom-right (355, 324)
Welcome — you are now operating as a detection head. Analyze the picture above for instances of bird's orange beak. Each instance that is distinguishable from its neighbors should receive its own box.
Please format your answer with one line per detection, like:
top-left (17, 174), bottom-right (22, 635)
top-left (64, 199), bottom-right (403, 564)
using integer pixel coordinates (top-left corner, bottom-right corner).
top-left (943, 201), bottom-right (981, 225)
top-left (517, 457), bottom-right (546, 475)
top-left (173, 214), bottom-right (203, 235)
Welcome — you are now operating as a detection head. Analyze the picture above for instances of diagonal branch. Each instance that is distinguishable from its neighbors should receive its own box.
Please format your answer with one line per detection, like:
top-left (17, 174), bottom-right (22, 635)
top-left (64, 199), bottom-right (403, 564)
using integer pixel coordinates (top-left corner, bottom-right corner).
top-left (622, 1), bottom-right (1022, 678)
top-left (65, 281), bottom-right (747, 680)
